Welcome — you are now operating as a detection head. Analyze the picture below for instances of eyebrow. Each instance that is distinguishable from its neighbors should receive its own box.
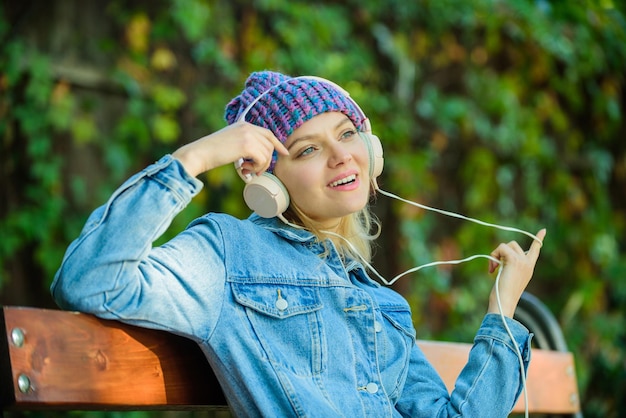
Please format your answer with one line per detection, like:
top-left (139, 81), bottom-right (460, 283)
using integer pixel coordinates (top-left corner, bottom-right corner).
top-left (286, 116), bottom-right (353, 151)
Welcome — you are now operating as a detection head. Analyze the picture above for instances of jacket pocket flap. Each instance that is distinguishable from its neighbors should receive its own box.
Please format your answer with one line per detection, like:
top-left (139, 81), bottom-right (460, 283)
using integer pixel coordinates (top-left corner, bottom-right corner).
top-left (380, 305), bottom-right (416, 339)
top-left (231, 282), bottom-right (323, 318)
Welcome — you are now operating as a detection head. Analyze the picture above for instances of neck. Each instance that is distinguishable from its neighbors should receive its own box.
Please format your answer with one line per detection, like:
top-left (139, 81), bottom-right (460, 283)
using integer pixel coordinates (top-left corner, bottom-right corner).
top-left (316, 218), bottom-right (343, 234)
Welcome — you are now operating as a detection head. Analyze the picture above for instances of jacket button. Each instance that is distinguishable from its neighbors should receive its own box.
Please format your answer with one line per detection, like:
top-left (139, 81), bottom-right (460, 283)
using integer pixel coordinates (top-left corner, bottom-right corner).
top-left (374, 321), bottom-right (383, 332)
top-left (275, 298), bottom-right (288, 311)
top-left (366, 382), bottom-right (379, 394)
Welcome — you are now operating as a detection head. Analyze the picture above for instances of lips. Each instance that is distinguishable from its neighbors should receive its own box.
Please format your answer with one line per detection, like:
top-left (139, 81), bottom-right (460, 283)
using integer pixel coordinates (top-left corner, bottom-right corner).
top-left (328, 174), bottom-right (357, 188)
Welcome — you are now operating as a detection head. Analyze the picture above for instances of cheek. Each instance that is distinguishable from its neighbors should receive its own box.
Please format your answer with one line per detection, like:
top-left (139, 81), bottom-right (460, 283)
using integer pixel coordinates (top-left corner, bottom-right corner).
top-left (352, 143), bottom-right (371, 178)
top-left (276, 167), bottom-right (317, 200)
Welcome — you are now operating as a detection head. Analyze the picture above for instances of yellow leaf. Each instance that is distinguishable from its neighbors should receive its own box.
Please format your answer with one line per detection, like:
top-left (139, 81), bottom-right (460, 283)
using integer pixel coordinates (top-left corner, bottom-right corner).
top-left (126, 13), bottom-right (151, 54)
top-left (151, 47), bottom-right (177, 71)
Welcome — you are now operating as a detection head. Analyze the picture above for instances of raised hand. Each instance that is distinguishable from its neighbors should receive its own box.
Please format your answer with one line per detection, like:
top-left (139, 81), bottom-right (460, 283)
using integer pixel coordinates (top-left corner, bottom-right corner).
top-left (487, 229), bottom-right (547, 317)
top-left (172, 121), bottom-right (289, 178)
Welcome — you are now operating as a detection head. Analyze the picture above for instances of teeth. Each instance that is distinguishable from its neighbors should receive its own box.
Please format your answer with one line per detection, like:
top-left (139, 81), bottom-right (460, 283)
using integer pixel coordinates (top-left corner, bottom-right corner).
top-left (330, 174), bottom-right (356, 187)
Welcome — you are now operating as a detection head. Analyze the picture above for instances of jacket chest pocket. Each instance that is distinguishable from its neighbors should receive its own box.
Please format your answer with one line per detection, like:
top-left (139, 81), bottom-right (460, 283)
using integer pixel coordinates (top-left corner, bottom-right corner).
top-left (231, 282), bottom-right (326, 377)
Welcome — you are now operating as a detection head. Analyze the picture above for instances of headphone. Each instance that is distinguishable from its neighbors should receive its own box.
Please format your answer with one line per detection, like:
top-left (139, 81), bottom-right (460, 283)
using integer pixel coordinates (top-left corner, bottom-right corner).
top-left (234, 76), bottom-right (384, 218)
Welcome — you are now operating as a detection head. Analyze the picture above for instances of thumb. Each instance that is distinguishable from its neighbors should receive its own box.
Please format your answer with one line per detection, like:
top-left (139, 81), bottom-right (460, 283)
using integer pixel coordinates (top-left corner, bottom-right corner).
top-left (527, 228), bottom-right (547, 259)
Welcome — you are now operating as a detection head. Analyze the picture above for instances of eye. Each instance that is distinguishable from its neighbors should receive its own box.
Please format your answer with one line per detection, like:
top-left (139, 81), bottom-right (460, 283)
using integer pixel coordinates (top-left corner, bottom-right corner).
top-left (297, 145), bottom-right (317, 158)
top-left (340, 129), bottom-right (357, 140)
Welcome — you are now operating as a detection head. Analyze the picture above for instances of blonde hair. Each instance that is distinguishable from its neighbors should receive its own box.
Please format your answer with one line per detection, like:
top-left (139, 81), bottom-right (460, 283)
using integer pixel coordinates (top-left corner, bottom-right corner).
top-left (283, 201), bottom-right (380, 264)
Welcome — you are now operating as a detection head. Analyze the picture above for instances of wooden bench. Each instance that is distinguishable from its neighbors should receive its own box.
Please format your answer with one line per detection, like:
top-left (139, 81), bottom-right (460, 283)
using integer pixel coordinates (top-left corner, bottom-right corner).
top-left (0, 303), bottom-right (581, 415)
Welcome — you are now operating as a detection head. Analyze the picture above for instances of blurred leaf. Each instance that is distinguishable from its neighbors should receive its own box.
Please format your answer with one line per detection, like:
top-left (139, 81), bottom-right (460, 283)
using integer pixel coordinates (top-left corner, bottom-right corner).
top-left (151, 113), bottom-right (180, 144)
top-left (151, 84), bottom-right (186, 112)
top-left (71, 114), bottom-right (98, 144)
top-left (150, 47), bottom-right (177, 71)
top-left (125, 13), bottom-right (151, 53)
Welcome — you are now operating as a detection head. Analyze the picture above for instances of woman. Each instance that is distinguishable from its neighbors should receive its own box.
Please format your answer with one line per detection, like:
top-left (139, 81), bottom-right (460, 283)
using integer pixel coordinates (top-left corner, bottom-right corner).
top-left (52, 70), bottom-right (546, 417)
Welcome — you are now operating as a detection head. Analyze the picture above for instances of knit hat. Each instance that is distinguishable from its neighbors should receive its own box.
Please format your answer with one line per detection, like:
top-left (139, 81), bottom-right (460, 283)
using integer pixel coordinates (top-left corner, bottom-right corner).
top-left (224, 71), bottom-right (365, 172)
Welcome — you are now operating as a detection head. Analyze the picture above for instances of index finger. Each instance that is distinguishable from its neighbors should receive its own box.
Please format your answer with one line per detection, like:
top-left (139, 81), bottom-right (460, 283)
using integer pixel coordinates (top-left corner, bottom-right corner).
top-left (273, 137), bottom-right (289, 156)
top-left (260, 126), bottom-right (289, 156)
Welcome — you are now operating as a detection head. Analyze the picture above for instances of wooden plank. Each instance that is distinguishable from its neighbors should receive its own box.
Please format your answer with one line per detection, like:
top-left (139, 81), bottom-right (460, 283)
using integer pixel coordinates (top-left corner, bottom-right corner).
top-left (1, 306), bottom-right (227, 410)
top-left (418, 340), bottom-right (580, 414)
top-left (1, 306), bottom-right (580, 414)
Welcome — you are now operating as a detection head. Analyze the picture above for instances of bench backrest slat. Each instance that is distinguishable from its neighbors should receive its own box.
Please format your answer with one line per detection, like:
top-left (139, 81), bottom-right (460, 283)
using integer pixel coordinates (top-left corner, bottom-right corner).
top-left (1, 306), bottom-right (227, 410)
top-left (419, 340), bottom-right (580, 414)
top-left (1, 306), bottom-right (580, 414)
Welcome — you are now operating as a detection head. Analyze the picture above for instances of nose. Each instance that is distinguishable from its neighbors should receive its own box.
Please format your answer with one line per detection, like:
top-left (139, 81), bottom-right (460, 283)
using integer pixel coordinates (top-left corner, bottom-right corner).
top-left (327, 143), bottom-right (352, 168)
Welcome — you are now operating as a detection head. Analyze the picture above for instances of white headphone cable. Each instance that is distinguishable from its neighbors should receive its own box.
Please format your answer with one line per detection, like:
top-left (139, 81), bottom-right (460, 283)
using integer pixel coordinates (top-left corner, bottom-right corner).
top-left (377, 188), bottom-right (542, 247)
top-left (278, 186), bottom-right (536, 417)
top-left (322, 228), bottom-right (529, 418)
top-left (375, 187), bottom-right (534, 417)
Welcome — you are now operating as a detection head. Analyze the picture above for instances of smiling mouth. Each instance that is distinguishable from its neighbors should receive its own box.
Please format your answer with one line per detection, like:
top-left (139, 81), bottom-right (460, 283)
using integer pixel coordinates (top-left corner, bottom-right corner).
top-left (329, 174), bottom-right (357, 188)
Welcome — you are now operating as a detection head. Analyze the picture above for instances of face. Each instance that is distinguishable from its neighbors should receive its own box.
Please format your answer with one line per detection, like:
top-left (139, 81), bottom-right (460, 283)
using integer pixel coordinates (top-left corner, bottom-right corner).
top-left (273, 112), bottom-right (371, 229)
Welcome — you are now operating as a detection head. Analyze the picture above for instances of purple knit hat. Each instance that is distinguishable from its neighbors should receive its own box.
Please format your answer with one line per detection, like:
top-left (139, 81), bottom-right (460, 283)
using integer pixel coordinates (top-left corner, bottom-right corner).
top-left (224, 71), bottom-right (365, 172)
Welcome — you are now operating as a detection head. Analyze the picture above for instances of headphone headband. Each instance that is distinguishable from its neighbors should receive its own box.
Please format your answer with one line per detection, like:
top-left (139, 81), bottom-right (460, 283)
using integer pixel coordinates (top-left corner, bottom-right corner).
top-left (237, 76), bottom-right (372, 133)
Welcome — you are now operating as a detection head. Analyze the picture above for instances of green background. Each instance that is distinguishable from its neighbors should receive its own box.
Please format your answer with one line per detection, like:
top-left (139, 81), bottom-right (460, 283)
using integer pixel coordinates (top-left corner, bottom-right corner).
top-left (1, 0), bottom-right (625, 416)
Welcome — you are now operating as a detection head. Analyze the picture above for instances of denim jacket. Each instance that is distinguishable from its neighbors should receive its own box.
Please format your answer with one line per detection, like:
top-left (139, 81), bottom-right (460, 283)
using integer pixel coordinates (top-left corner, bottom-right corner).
top-left (51, 155), bottom-right (531, 417)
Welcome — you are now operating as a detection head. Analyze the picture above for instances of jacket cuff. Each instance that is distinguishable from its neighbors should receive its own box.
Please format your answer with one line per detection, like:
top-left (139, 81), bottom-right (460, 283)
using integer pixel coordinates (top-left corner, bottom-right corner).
top-left (146, 154), bottom-right (204, 200)
top-left (475, 313), bottom-right (532, 360)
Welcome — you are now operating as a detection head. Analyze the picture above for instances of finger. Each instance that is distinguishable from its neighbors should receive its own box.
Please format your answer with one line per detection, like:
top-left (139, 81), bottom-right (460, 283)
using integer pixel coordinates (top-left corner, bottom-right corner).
top-left (274, 139), bottom-right (289, 156)
top-left (240, 150), bottom-right (271, 174)
top-left (239, 161), bottom-right (256, 174)
top-left (527, 228), bottom-right (547, 258)
top-left (507, 240), bottom-right (525, 254)
top-left (270, 132), bottom-right (289, 156)
top-left (489, 258), bottom-right (500, 274)
top-left (257, 125), bottom-right (289, 156)
top-left (489, 242), bottom-right (511, 271)
top-left (252, 157), bottom-right (271, 174)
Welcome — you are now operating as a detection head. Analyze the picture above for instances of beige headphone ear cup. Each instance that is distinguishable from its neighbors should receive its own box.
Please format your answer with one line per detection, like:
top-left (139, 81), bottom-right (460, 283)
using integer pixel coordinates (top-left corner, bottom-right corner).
top-left (359, 132), bottom-right (384, 179)
top-left (242, 173), bottom-right (290, 218)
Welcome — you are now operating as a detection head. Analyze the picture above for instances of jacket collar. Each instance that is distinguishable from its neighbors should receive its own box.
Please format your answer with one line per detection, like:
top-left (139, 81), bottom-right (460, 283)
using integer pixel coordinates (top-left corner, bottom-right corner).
top-left (248, 214), bottom-right (317, 243)
top-left (248, 214), bottom-right (381, 288)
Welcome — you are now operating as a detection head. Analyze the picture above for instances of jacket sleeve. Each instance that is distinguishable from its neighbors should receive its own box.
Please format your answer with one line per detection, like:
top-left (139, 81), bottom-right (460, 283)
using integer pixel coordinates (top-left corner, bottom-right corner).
top-left (51, 155), bottom-right (227, 342)
top-left (396, 314), bottom-right (531, 417)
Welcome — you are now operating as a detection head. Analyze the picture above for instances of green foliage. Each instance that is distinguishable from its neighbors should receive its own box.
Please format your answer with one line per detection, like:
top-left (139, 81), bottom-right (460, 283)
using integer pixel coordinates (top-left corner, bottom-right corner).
top-left (0, 22), bottom-right (67, 288)
top-left (1, 0), bottom-right (625, 416)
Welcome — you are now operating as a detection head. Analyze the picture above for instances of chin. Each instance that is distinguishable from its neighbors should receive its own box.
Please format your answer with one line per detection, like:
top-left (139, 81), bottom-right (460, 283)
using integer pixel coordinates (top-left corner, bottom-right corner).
top-left (339, 202), bottom-right (369, 217)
